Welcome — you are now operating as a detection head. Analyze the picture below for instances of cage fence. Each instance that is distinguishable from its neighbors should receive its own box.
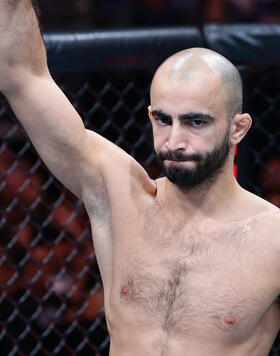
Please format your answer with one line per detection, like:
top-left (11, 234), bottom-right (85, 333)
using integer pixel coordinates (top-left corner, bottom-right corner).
top-left (1, 28), bottom-right (280, 356)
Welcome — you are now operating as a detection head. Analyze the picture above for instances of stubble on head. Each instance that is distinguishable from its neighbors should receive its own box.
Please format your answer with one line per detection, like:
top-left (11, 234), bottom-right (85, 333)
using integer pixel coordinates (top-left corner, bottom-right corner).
top-left (151, 47), bottom-right (243, 123)
top-left (151, 48), bottom-right (242, 190)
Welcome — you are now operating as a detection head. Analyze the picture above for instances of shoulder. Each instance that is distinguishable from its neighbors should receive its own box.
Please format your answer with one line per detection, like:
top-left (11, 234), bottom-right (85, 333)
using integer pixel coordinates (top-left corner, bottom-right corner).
top-left (258, 209), bottom-right (280, 235)
top-left (246, 192), bottom-right (280, 230)
top-left (258, 209), bottom-right (280, 278)
top-left (251, 204), bottom-right (280, 255)
top-left (240, 189), bottom-right (279, 218)
top-left (262, 208), bottom-right (280, 233)
top-left (84, 129), bottom-right (157, 202)
top-left (238, 189), bottom-right (280, 237)
top-left (236, 189), bottom-right (280, 277)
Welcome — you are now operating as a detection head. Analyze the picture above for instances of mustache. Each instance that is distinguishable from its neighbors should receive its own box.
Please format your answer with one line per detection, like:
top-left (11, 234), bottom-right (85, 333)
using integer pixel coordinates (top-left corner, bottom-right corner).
top-left (157, 149), bottom-right (202, 162)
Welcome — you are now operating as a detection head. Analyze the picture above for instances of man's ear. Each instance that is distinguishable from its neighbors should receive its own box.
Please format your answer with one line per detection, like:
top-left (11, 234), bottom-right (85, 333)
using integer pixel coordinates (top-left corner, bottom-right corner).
top-left (230, 113), bottom-right (252, 145)
top-left (148, 106), bottom-right (152, 121)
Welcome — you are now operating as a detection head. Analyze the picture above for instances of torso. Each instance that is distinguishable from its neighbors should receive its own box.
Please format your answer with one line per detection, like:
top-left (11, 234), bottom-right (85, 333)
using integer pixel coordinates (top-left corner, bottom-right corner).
top-left (84, 178), bottom-right (280, 356)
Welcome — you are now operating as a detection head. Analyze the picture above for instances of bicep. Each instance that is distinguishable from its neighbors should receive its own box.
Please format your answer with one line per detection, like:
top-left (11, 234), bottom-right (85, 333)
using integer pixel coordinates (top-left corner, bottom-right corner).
top-left (6, 73), bottom-right (103, 197)
top-left (5, 72), bottom-right (155, 202)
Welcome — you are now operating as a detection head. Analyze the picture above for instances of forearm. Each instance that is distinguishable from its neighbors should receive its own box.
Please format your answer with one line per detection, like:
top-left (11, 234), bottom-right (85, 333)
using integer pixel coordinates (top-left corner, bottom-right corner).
top-left (0, 0), bottom-right (48, 94)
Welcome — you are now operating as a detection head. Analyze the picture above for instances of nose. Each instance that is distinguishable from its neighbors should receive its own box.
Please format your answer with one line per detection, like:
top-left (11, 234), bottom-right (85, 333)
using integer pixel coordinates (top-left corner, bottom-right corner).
top-left (166, 122), bottom-right (187, 152)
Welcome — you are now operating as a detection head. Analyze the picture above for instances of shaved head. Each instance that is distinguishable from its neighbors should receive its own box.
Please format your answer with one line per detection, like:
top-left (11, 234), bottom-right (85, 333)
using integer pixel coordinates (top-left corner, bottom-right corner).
top-left (151, 48), bottom-right (243, 121)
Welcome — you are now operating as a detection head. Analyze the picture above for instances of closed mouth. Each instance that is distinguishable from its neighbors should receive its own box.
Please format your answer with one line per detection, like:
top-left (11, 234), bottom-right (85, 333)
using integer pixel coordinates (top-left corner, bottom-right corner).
top-left (165, 159), bottom-right (192, 162)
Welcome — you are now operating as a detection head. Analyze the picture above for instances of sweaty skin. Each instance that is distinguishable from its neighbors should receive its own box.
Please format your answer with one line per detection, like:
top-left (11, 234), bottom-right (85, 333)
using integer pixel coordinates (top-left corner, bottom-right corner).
top-left (0, 2), bottom-right (280, 355)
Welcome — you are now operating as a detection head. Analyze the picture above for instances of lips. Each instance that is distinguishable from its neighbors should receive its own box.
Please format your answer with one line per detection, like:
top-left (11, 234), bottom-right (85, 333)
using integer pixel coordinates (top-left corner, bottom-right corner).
top-left (165, 159), bottom-right (195, 162)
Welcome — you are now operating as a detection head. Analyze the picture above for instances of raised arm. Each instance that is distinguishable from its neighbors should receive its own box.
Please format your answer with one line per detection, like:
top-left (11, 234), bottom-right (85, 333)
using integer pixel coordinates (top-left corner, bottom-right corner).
top-left (0, 0), bottom-right (94, 198)
top-left (0, 0), bottom-right (154, 202)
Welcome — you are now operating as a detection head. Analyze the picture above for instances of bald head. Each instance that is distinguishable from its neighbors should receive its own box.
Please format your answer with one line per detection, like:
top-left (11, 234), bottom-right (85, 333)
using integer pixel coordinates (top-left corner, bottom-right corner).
top-left (151, 48), bottom-right (243, 121)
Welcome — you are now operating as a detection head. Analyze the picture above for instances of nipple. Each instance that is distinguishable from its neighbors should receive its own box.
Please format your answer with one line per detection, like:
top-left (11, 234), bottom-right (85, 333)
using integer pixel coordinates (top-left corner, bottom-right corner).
top-left (121, 284), bottom-right (131, 299)
top-left (224, 315), bottom-right (237, 326)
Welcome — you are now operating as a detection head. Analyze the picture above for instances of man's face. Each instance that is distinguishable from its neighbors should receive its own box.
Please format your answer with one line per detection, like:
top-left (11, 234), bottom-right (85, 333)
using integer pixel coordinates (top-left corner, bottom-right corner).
top-left (149, 69), bottom-right (231, 189)
top-left (155, 127), bottom-right (230, 188)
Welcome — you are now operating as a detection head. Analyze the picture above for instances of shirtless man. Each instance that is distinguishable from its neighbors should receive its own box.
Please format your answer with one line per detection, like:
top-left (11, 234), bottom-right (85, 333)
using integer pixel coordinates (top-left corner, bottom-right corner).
top-left (1, 2), bottom-right (280, 356)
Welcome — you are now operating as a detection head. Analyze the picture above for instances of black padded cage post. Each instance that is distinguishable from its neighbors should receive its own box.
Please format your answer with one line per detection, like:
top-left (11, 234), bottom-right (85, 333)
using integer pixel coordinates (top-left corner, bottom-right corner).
top-left (0, 25), bottom-right (280, 356)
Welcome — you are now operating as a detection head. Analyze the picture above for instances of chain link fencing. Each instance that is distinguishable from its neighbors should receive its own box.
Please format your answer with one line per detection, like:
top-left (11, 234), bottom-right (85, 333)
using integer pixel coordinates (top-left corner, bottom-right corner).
top-left (1, 33), bottom-right (280, 355)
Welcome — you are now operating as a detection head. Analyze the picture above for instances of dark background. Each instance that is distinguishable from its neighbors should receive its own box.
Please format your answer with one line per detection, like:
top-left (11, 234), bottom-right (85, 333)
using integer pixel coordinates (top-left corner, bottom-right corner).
top-left (1, 1), bottom-right (280, 355)
top-left (38, 0), bottom-right (280, 30)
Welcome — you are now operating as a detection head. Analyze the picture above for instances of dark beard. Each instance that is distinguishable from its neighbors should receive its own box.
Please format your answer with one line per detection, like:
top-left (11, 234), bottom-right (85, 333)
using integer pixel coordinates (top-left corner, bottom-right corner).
top-left (156, 130), bottom-right (230, 189)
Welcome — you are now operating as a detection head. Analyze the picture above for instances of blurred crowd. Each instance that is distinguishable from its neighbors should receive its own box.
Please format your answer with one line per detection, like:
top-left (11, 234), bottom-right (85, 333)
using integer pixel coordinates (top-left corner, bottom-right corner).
top-left (38, 0), bottom-right (280, 30)
top-left (1, 0), bottom-right (280, 352)
top-left (258, 157), bottom-right (280, 208)
top-left (0, 144), bottom-right (105, 353)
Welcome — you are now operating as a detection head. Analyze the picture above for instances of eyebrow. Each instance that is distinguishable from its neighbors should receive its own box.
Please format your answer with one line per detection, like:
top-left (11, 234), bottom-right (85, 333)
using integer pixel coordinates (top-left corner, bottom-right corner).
top-left (179, 112), bottom-right (216, 122)
top-left (151, 110), bottom-right (172, 120)
top-left (151, 109), bottom-right (216, 122)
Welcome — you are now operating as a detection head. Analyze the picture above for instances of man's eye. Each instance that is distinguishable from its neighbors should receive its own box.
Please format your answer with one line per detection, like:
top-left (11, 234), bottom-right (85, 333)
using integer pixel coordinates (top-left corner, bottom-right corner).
top-left (191, 119), bottom-right (205, 127)
top-left (155, 117), bottom-right (170, 125)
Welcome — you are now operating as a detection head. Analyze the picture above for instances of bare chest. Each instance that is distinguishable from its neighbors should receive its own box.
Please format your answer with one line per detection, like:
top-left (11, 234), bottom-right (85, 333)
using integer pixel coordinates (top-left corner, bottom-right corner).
top-left (112, 214), bottom-right (279, 343)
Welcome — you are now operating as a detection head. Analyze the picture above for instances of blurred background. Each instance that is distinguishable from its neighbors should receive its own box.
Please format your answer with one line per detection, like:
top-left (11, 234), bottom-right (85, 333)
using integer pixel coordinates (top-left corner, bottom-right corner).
top-left (38, 0), bottom-right (280, 30)
top-left (1, 1), bottom-right (280, 355)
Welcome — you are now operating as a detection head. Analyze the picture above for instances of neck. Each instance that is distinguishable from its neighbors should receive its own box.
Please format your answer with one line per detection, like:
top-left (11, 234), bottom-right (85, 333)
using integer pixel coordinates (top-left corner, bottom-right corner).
top-left (159, 160), bottom-right (241, 221)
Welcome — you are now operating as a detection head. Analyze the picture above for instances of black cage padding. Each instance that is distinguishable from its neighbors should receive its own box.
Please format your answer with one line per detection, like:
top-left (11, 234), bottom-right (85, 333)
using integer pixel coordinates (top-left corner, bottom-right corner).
top-left (44, 24), bottom-right (280, 73)
top-left (44, 27), bottom-right (204, 72)
top-left (204, 23), bottom-right (280, 65)
top-left (1, 25), bottom-right (280, 356)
